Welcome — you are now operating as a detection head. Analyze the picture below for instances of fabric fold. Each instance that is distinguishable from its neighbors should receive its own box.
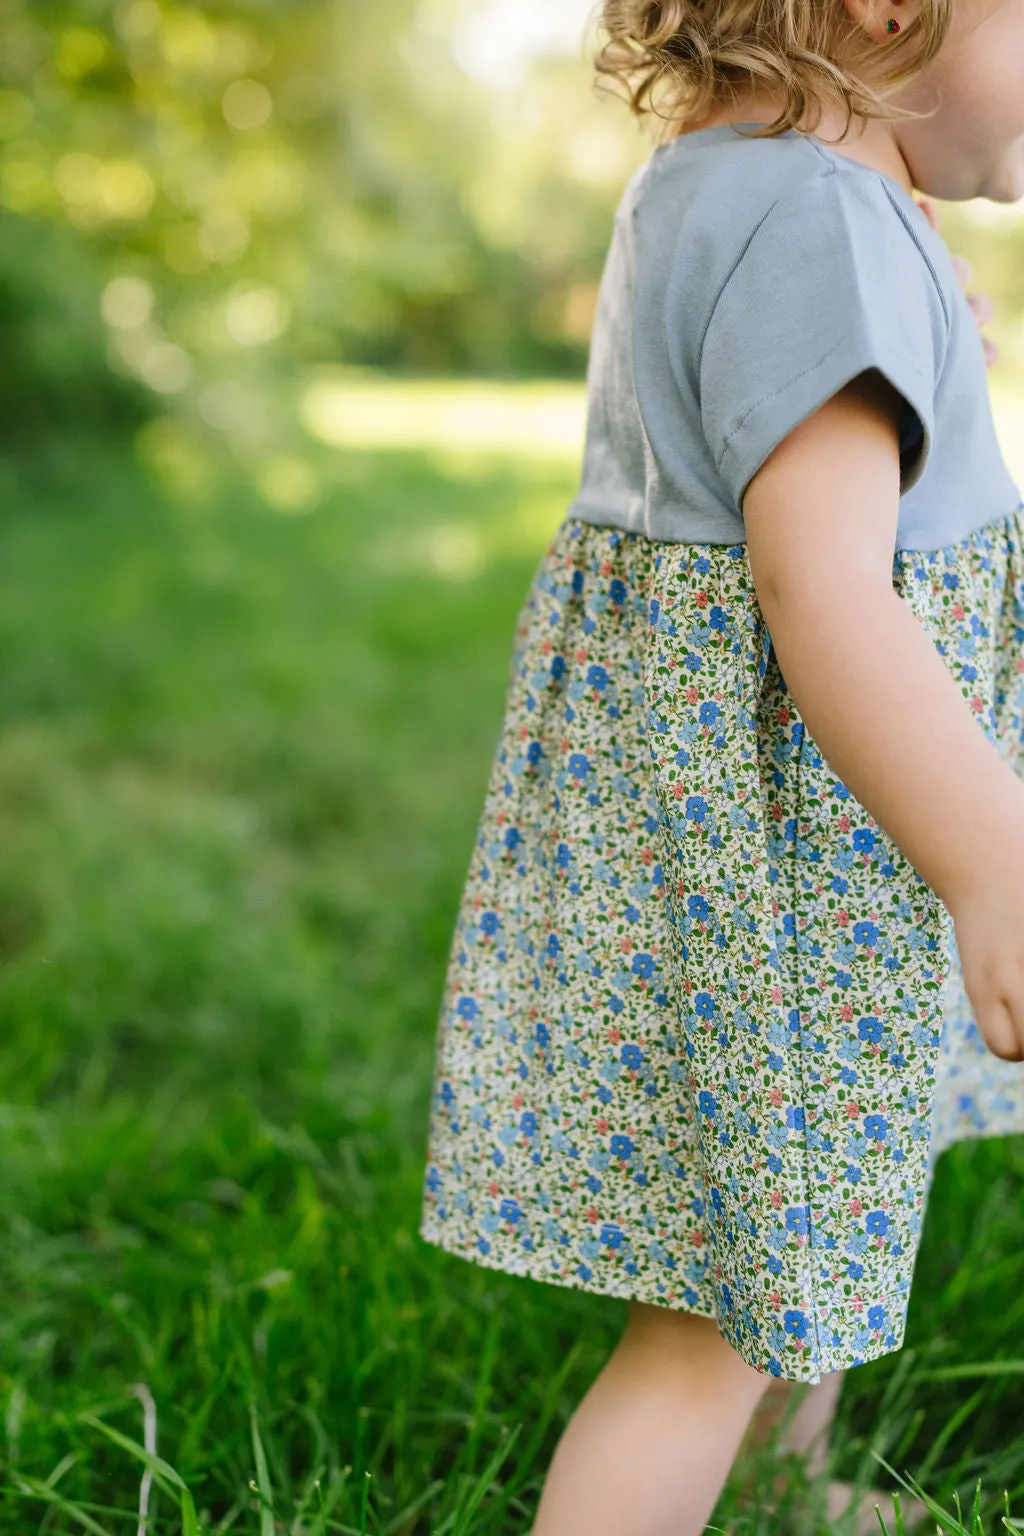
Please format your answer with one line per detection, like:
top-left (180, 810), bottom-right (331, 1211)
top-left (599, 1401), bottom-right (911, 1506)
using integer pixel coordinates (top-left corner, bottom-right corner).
top-left (419, 506), bottom-right (1024, 1383)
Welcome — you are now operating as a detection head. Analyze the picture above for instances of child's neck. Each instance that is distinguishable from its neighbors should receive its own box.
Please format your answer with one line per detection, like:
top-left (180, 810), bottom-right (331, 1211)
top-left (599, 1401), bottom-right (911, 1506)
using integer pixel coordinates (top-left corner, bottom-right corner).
top-left (674, 95), bottom-right (916, 195)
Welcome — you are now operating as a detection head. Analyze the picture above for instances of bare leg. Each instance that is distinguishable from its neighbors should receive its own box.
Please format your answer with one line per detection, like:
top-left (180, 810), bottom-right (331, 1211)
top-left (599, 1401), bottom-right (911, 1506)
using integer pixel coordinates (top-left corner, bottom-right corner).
top-left (743, 1371), bottom-right (933, 1534)
top-left (745, 1368), bottom-right (846, 1476)
top-left (531, 1301), bottom-right (774, 1536)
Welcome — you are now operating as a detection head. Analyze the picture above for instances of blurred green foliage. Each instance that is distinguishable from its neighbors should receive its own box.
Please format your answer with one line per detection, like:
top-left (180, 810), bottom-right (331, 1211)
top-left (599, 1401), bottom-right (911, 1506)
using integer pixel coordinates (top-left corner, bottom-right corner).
top-left (0, 0), bottom-right (649, 454)
top-left (1, 0), bottom-right (1022, 457)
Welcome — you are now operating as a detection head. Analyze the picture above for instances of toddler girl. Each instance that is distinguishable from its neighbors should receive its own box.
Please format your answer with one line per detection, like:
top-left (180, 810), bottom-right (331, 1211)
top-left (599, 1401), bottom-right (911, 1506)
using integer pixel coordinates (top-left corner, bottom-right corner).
top-left (419, 0), bottom-right (1024, 1528)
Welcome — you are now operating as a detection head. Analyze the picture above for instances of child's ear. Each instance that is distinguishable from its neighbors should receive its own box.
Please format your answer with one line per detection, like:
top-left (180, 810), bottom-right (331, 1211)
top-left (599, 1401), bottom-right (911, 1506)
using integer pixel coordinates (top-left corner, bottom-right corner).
top-left (841, 0), bottom-right (919, 43)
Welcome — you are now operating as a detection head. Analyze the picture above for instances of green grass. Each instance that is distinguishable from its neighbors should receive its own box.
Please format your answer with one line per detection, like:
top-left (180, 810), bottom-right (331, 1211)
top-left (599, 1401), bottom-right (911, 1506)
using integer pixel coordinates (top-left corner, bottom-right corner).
top-left (1, 413), bottom-right (1024, 1534)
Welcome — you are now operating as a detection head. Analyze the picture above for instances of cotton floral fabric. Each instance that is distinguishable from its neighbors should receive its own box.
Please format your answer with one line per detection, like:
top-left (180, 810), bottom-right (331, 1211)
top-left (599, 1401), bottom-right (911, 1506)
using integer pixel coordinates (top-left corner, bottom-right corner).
top-left (419, 505), bottom-right (1024, 1383)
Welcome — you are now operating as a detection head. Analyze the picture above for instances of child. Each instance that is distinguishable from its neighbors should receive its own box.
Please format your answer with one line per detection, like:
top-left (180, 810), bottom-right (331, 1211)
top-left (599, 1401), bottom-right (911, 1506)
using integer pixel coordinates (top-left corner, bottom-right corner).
top-left (419, 0), bottom-right (1024, 1526)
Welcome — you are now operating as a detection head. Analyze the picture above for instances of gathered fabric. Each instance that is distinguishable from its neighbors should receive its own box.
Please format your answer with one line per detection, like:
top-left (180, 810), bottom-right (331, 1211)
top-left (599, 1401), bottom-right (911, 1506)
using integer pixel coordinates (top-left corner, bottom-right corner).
top-left (420, 504), bottom-right (1024, 1383)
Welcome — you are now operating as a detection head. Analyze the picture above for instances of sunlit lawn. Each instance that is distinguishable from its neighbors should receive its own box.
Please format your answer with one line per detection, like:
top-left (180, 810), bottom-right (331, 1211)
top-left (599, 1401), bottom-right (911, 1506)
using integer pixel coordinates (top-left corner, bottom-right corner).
top-left (1, 373), bottom-right (1024, 1534)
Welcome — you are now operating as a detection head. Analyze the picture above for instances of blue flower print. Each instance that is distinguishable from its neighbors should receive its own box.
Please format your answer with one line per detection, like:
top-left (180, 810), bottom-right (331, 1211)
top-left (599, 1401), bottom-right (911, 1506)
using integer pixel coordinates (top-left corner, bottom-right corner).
top-left (420, 509), bottom-right (1024, 1387)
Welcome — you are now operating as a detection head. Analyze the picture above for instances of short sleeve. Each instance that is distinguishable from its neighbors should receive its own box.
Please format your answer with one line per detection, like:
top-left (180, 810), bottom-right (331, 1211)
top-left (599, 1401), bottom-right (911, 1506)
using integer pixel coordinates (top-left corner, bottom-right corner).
top-left (698, 170), bottom-right (949, 512)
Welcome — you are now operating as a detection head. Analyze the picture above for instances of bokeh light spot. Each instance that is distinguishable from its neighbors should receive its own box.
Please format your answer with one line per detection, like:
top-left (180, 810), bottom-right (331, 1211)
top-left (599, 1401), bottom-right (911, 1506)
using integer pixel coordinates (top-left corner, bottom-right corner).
top-left (101, 275), bottom-right (154, 329)
top-left (223, 78), bottom-right (273, 131)
top-left (257, 457), bottom-right (319, 513)
top-left (55, 26), bottom-right (110, 78)
top-left (224, 283), bottom-right (289, 346)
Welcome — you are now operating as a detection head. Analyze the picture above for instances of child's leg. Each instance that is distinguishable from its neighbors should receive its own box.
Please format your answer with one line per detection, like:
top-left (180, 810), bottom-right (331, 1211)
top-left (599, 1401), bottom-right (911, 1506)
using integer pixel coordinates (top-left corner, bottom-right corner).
top-left (530, 1300), bottom-right (773, 1536)
top-left (745, 1372), bottom-right (934, 1534)
top-left (746, 1369), bottom-right (846, 1476)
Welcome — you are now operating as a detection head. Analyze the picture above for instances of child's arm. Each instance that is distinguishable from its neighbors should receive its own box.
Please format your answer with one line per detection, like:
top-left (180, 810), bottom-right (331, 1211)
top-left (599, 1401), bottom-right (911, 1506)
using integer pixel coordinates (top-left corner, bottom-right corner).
top-left (742, 367), bottom-right (1024, 1060)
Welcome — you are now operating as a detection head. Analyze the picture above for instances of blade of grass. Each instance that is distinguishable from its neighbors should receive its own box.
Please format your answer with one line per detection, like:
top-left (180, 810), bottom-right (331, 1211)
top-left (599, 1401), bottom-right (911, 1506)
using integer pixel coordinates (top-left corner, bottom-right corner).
top-left (302, 1467), bottom-right (352, 1536)
top-left (871, 1451), bottom-right (979, 1536)
top-left (131, 1384), bottom-right (157, 1536)
top-left (79, 1415), bottom-right (191, 1496)
top-left (381, 1479), bottom-right (445, 1536)
top-left (912, 1387), bottom-right (986, 1488)
top-left (249, 1402), bottom-right (276, 1536)
top-left (449, 1423), bottom-right (522, 1536)
top-left (45, 1452), bottom-right (80, 1491)
top-left (289, 1462), bottom-right (328, 1535)
top-left (80, 1414), bottom-right (200, 1536)
top-left (2, 1483), bottom-right (146, 1526)
top-left (9, 1475), bottom-right (118, 1536)
top-left (912, 1362), bottom-right (1024, 1382)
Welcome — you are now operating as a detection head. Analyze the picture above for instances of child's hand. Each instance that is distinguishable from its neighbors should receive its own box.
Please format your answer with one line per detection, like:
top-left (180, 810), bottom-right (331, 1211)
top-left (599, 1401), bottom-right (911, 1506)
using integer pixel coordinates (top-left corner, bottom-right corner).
top-left (917, 196), bottom-right (999, 367)
top-left (944, 843), bottom-right (1024, 1062)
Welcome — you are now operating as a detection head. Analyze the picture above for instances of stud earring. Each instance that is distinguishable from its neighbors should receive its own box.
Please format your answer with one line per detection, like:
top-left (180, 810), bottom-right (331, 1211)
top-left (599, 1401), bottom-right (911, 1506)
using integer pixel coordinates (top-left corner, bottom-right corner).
top-left (886, 16), bottom-right (901, 30)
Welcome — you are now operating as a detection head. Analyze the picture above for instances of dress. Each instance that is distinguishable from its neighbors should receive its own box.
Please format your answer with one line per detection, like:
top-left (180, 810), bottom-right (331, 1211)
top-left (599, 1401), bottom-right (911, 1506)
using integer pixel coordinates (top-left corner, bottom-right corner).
top-left (417, 125), bottom-right (1024, 1384)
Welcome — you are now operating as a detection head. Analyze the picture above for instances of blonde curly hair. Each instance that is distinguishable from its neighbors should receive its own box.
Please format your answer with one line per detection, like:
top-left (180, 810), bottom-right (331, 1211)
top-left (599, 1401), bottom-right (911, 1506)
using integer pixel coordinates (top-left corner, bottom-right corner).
top-left (593, 0), bottom-right (952, 143)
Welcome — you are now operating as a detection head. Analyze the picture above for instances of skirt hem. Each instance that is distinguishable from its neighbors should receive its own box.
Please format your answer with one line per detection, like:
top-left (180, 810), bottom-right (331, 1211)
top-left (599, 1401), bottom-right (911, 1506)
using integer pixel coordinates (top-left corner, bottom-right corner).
top-left (418, 1214), bottom-right (913, 1385)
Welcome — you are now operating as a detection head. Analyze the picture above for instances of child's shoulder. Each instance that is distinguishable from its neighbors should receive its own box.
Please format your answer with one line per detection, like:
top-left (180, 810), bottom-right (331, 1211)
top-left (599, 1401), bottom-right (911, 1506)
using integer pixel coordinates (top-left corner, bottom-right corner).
top-left (624, 126), bottom-right (947, 317)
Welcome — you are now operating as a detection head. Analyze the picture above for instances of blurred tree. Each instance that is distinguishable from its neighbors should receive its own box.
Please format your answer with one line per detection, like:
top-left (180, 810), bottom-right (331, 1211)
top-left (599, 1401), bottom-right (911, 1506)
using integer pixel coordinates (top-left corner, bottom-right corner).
top-left (0, 0), bottom-right (1019, 451)
top-left (0, 0), bottom-right (635, 441)
top-left (0, 205), bottom-right (149, 439)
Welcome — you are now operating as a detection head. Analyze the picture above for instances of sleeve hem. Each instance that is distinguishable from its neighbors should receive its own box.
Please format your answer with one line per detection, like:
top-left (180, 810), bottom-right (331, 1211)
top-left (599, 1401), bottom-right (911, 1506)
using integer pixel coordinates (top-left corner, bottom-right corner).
top-left (720, 336), bottom-right (934, 512)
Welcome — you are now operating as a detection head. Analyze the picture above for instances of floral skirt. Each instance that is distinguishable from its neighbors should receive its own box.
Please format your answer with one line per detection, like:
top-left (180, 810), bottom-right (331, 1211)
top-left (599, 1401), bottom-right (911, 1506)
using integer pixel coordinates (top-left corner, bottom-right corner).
top-left (418, 505), bottom-right (1024, 1383)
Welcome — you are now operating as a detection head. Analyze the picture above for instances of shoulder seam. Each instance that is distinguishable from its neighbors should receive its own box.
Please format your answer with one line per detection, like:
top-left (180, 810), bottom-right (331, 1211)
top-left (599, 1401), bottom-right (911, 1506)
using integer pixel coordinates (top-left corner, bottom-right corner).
top-left (804, 142), bottom-right (952, 333)
top-left (695, 152), bottom-right (950, 382)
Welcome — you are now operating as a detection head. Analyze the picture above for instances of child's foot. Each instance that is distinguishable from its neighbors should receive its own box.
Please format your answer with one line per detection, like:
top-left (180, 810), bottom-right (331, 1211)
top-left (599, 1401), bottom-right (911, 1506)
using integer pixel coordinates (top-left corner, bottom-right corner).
top-left (823, 1476), bottom-right (934, 1534)
top-left (764, 1465), bottom-right (934, 1533)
